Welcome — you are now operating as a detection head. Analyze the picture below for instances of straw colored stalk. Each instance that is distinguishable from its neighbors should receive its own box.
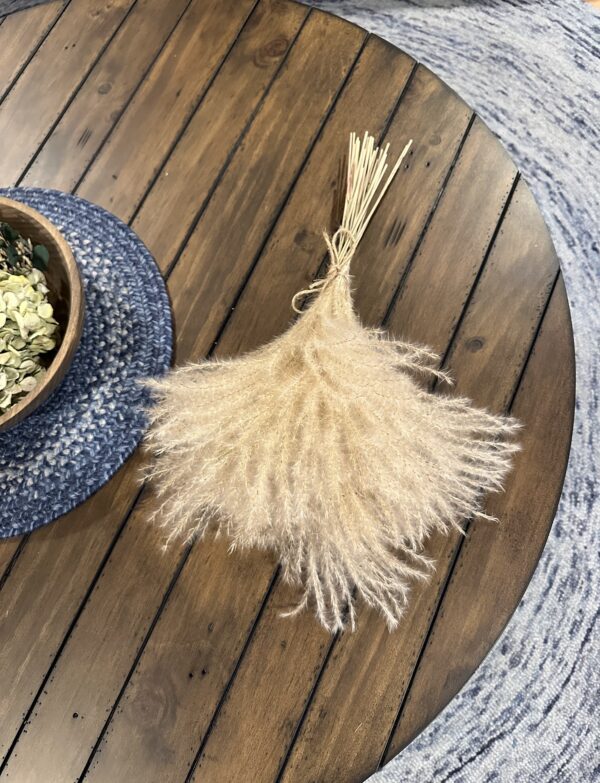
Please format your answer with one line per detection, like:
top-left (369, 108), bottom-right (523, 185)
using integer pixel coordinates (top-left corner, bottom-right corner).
top-left (144, 132), bottom-right (520, 632)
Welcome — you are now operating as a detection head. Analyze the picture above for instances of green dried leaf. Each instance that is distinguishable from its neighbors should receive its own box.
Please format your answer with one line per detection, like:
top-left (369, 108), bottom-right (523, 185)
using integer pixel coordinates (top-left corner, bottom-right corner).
top-left (32, 244), bottom-right (50, 271)
top-left (0, 223), bottom-right (18, 242)
top-left (5, 246), bottom-right (18, 268)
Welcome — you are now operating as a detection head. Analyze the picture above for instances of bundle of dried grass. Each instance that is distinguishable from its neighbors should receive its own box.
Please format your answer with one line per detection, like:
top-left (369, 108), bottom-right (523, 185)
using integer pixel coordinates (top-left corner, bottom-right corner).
top-left (145, 132), bottom-right (519, 632)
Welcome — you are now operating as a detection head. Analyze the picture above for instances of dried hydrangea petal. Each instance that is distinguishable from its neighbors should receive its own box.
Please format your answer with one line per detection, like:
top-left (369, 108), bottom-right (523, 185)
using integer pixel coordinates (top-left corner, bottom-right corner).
top-left (0, 258), bottom-right (58, 411)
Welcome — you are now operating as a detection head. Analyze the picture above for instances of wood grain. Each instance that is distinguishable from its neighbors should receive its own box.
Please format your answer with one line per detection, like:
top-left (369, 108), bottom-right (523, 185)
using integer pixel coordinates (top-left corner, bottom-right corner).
top-left (0, 2), bottom-right (574, 781)
top-left (131, 0), bottom-right (310, 273)
top-left (392, 117), bottom-right (517, 354)
top-left (0, 452), bottom-right (146, 764)
top-left (0, 0), bottom-right (136, 183)
top-left (386, 275), bottom-right (574, 759)
top-left (75, 0), bottom-right (259, 220)
top-left (165, 11), bottom-right (367, 365)
top-left (0, 538), bottom-right (22, 585)
top-left (0, 0), bottom-right (66, 102)
top-left (22, 0), bottom-right (193, 190)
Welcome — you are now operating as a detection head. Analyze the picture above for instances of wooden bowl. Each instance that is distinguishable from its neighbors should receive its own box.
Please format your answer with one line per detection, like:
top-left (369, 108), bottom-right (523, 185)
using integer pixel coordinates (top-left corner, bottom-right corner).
top-left (0, 197), bottom-right (84, 432)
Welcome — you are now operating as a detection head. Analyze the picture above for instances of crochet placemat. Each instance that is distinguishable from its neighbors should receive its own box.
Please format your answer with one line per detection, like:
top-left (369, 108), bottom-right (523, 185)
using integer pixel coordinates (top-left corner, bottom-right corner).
top-left (0, 188), bottom-right (172, 538)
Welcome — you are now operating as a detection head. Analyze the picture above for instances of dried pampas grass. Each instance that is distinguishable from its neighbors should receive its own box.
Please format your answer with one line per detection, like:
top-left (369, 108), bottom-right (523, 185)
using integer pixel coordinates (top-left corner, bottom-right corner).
top-left (145, 132), bottom-right (520, 632)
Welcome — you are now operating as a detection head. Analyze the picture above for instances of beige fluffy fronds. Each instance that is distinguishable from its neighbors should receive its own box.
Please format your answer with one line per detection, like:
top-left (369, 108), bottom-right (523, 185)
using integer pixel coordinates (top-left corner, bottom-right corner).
top-left (144, 132), bottom-right (520, 632)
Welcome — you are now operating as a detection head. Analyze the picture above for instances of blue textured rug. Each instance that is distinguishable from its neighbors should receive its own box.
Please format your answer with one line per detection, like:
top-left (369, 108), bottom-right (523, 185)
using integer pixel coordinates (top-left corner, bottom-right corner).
top-left (304, 1), bottom-right (599, 781)
top-left (0, 189), bottom-right (172, 538)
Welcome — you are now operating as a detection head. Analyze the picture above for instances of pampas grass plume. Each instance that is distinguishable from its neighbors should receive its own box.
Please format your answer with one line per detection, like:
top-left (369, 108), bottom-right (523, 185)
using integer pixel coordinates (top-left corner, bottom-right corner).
top-left (144, 132), bottom-right (520, 632)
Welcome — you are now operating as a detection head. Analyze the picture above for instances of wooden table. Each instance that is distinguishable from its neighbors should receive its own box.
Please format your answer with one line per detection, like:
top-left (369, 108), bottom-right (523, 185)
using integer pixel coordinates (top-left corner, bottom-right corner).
top-left (0, 1), bottom-right (575, 781)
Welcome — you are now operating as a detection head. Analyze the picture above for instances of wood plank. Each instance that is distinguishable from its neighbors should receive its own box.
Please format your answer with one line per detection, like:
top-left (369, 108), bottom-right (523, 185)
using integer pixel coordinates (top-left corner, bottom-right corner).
top-left (279, 176), bottom-right (559, 783)
top-left (79, 35), bottom-right (415, 783)
top-left (0, 1), bottom-right (66, 100)
top-left (75, 0), bottom-right (259, 221)
top-left (3, 485), bottom-right (190, 781)
top-left (194, 117), bottom-right (519, 783)
top-left (220, 64), bottom-right (472, 363)
top-left (0, 14), bottom-right (365, 782)
top-left (350, 72), bottom-right (473, 329)
top-left (0, 538), bottom-right (22, 583)
top-left (21, 0), bottom-right (193, 190)
top-left (163, 13), bottom-right (368, 367)
top-left (386, 276), bottom-right (573, 758)
top-left (436, 179), bottom-right (557, 410)
top-left (177, 62), bottom-right (471, 368)
top-left (0, 0), bottom-right (306, 767)
top-left (0, 453), bottom-right (146, 765)
top-left (392, 117), bottom-right (517, 355)
top-left (131, 0), bottom-right (310, 273)
top-left (0, 0), bottom-right (136, 183)
top-left (86, 539), bottom-right (280, 783)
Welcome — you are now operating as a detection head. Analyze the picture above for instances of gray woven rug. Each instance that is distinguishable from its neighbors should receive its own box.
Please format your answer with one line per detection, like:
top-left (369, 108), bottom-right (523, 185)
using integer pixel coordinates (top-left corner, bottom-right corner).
top-left (304, 1), bottom-right (599, 781)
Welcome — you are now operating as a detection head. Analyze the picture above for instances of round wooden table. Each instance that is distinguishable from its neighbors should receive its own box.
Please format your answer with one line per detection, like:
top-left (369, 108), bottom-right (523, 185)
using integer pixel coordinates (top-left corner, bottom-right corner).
top-left (0, 1), bottom-right (574, 782)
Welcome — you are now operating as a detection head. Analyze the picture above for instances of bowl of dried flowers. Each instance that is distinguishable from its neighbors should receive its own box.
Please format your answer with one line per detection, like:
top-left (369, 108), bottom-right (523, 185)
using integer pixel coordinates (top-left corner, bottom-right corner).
top-left (0, 197), bottom-right (84, 432)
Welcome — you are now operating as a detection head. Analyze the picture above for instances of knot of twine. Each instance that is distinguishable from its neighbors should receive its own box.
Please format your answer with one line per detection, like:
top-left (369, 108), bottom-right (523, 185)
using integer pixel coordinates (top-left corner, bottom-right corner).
top-left (291, 227), bottom-right (357, 314)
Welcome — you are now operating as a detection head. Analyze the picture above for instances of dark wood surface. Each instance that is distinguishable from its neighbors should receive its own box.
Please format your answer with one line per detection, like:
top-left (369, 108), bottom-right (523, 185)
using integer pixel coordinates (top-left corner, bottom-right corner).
top-left (0, 2), bottom-right (575, 782)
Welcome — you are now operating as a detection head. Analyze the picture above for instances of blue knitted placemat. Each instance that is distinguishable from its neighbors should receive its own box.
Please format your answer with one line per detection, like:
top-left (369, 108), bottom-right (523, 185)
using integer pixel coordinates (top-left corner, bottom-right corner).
top-left (0, 188), bottom-right (172, 538)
